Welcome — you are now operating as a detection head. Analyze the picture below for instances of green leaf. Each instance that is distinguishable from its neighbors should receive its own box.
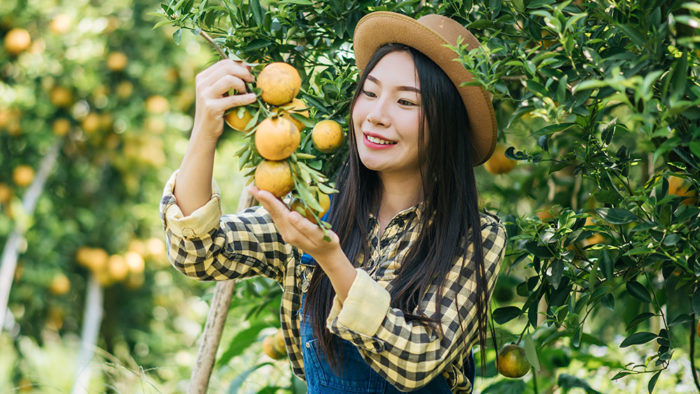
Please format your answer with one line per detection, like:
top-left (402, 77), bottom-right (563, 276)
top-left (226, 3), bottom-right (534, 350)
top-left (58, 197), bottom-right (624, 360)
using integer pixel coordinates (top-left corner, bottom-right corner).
top-left (669, 53), bottom-right (688, 100)
top-left (217, 322), bottom-right (268, 367)
top-left (493, 306), bottom-right (522, 324)
top-left (557, 374), bottom-right (601, 394)
top-left (482, 379), bottom-right (527, 394)
top-left (596, 208), bottom-right (637, 224)
top-left (620, 331), bottom-right (656, 348)
top-left (227, 362), bottom-right (273, 394)
top-left (599, 249), bottom-right (615, 280)
top-left (533, 122), bottom-right (577, 136)
top-left (626, 281), bottom-right (651, 303)
top-left (523, 334), bottom-right (541, 372)
top-left (648, 370), bottom-right (661, 393)
top-left (627, 312), bottom-right (655, 331)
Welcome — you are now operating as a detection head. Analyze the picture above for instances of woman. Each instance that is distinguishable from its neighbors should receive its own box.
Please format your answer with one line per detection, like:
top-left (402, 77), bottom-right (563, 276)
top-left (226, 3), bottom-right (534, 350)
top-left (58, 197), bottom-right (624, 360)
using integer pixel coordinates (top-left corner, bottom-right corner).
top-left (161, 11), bottom-right (506, 393)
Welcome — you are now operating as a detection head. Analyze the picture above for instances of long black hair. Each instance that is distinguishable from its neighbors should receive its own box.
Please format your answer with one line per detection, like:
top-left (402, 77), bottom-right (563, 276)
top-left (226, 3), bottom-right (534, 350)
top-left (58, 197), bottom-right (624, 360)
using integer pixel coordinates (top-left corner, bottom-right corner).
top-left (304, 43), bottom-right (490, 374)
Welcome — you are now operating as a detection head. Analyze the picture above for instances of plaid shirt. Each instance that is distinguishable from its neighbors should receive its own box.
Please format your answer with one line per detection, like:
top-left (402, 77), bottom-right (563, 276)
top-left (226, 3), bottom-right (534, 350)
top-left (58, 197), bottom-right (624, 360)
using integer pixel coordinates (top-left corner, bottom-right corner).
top-left (160, 171), bottom-right (506, 393)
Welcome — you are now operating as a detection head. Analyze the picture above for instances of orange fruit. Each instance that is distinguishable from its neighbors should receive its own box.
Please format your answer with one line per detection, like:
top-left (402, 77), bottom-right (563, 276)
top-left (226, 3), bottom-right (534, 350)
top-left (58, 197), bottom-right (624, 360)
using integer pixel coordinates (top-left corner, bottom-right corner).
top-left (668, 175), bottom-right (697, 206)
top-left (255, 160), bottom-right (294, 198)
top-left (125, 251), bottom-right (145, 274)
top-left (535, 207), bottom-right (554, 221)
top-left (49, 274), bottom-right (71, 295)
top-left (312, 120), bottom-right (344, 153)
top-left (290, 192), bottom-right (331, 222)
top-left (583, 217), bottom-right (605, 246)
top-left (0, 183), bottom-right (12, 204)
top-left (50, 14), bottom-right (72, 34)
top-left (4, 28), bottom-right (31, 55)
top-left (81, 113), bottom-right (101, 134)
top-left (76, 247), bottom-right (109, 272)
top-left (108, 255), bottom-right (129, 281)
top-left (106, 52), bottom-right (128, 71)
top-left (497, 344), bottom-right (530, 378)
top-left (146, 95), bottom-right (169, 114)
top-left (116, 81), bottom-right (134, 99)
top-left (484, 144), bottom-right (516, 174)
top-left (280, 98), bottom-right (309, 131)
top-left (273, 328), bottom-right (286, 355)
top-left (257, 62), bottom-right (302, 106)
top-left (262, 332), bottom-right (286, 359)
top-left (13, 165), bottom-right (34, 187)
top-left (255, 117), bottom-right (300, 160)
top-left (49, 86), bottom-right (73, 108)
top-left (52, 118), bottom-right (71, 136)
top-left (225, 107), bottom-right (255, 132)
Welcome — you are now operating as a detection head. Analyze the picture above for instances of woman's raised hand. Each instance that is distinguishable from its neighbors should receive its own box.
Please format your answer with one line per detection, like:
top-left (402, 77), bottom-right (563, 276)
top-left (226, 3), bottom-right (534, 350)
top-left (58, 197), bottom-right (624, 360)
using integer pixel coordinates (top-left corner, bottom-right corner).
top-left (192, 59), bottom-right (256, 141)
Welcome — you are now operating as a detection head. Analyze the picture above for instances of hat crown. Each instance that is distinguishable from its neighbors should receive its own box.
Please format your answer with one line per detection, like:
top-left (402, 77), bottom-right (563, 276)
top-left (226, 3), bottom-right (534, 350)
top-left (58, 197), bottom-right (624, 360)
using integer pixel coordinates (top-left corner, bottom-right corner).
top-left (417, 14), bottom-right (480, 51)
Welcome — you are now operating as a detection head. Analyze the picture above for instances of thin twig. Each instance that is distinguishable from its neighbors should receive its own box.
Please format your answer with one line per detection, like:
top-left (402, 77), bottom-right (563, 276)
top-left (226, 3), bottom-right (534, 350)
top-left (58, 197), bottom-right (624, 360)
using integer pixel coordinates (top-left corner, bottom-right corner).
top-left (199, 30), bottom-right (227, 59)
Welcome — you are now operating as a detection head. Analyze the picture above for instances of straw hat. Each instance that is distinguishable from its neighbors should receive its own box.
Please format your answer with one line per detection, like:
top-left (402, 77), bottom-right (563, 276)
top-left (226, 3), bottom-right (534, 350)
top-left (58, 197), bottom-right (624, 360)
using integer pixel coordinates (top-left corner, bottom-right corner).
top-left (353, 11), bottom-right (497, 165)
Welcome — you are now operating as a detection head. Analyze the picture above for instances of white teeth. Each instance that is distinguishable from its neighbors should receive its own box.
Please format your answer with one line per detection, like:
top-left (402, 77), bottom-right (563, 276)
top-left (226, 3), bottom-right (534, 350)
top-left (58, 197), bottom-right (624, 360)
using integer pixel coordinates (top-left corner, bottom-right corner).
top-left (366, 135), bottom-right (396, 145)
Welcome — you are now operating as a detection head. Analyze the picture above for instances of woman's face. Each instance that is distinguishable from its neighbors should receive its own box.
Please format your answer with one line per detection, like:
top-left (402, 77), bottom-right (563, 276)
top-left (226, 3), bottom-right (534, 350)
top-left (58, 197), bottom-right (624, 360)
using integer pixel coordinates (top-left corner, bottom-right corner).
top-left (352, 50), bottom-right (425, 178)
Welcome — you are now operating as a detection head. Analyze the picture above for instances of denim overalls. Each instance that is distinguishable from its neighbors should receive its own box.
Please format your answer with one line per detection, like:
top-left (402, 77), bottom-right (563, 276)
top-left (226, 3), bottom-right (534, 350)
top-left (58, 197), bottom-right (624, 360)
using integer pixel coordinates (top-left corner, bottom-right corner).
top-left (297, 203), bottom-right (474, 393)
top-left (299, 291), bottom-right (474, 393)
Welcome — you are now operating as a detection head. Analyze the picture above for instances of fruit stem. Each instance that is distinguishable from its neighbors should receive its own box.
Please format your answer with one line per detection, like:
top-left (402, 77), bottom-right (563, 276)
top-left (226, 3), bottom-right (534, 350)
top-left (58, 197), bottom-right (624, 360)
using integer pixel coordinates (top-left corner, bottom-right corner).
top-left (199, 30), bottom-right (227, 60)
top-left (691, 313), bottom-right (700, 391)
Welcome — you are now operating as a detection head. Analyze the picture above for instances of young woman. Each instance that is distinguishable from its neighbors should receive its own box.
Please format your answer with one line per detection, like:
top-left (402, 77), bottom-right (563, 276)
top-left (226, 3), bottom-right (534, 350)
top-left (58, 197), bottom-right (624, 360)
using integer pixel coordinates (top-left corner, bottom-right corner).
top-left (161, 11), bottom-right (506, 394)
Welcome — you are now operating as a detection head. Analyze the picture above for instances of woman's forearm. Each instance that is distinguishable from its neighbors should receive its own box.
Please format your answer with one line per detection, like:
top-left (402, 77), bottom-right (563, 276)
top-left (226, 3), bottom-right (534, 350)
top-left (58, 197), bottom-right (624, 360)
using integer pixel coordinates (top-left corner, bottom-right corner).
top-left (174, 132), bottom-right (218, 217)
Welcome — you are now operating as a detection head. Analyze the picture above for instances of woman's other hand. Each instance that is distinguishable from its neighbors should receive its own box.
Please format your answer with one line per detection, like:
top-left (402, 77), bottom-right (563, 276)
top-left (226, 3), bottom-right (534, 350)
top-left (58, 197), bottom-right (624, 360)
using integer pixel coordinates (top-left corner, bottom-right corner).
top-left (192, 59), bottom-right (256, 142)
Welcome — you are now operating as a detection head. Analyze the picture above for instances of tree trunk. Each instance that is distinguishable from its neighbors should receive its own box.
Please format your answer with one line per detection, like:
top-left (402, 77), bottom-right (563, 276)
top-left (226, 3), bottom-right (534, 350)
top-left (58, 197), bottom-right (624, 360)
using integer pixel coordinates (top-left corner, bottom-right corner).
top-left (187, 189), bottom-right (255, 394)
top-left (72, 273), bottom-right (104, 393)
top-left (0, 140), bottom-right (62, 333)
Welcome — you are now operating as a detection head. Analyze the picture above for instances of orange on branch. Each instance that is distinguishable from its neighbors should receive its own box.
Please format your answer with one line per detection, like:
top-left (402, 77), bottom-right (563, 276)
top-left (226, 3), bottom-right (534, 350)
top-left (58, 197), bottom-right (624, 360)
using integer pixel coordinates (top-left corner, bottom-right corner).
top-left (50, 14), bottom-right (72, 34)
top-left (81, 113), bottom-right (101, 134)
top-left (49, 86), bottom-right (73, 108)
top-left (108, 255), bottom-right (129, 281)
top-left (484, 144), bottom-right (516, 174)
top-left (312, 120), bottom-right (344, 153)
top-left (255, 116), bottom-right (300, 160)
top-left (106, 52), bottom-right (128, 71)
top-left (4, 28), bottom-right (31, 55)
top-left (280, 98), bottom-right (309, 131)
top-left (0, 183), bottom-right (12, 204)
top-left (13, 165), bottom-right (34, 187)
top-left (290, 192), bottom-right (331, 222)
top-left (497, 344), bottom-right (530, 378)
top-left (257, 62), bottom-right (302, 106)
top-left (263, 332), bottom-right (286, 359)
top-left (668, 175), bottom-right (697, 206)
top-left (225, 107), bottom-right (255, 132)
top-left (145, 95), bottom-right (169, 114)
top-left (255, 160), bottom-right (294, 198)
top-left (52, 118), bottom-right (71, 136)
top-left (48, 274), bottom-right (71, 295)
top-left (76, 247), bottom-right (109, 272)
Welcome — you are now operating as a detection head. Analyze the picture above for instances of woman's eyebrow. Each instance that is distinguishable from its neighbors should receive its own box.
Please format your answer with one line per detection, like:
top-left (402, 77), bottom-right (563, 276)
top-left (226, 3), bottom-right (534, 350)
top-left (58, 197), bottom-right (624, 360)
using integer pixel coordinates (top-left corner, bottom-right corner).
top-left (366, 75), bottom-right (421, 94)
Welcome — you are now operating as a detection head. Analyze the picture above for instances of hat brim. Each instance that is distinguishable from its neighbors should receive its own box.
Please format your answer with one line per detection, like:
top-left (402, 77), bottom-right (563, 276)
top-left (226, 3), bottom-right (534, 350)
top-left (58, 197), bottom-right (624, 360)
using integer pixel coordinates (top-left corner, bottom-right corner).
top-left (353, 12), bottom-right (497, 165)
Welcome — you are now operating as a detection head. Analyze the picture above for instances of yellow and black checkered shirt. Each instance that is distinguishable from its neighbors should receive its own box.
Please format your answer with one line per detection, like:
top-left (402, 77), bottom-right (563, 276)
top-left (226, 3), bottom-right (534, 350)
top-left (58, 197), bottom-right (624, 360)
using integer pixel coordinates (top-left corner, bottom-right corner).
top-left (160, 171), bottom-right (506, 393)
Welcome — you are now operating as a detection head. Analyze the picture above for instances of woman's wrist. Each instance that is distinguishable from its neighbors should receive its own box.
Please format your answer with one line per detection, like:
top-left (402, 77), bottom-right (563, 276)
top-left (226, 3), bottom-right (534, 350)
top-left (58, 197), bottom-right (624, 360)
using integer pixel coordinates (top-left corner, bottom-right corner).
top-left (314, 245), bottom-right (357, 303)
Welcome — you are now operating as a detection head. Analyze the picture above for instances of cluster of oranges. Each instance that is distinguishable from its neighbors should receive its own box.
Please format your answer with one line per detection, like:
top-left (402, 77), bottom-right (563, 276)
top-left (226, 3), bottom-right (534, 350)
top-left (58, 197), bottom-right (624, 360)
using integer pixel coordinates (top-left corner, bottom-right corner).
top-left (73, 238), bottom-right (165, 289)
top-left (227, 62), bottom-right (343, 223)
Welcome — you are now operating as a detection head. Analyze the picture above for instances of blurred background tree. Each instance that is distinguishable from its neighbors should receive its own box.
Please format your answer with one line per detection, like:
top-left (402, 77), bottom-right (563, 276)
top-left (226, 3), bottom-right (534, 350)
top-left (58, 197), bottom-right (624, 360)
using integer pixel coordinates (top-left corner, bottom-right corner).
top-left (1, 0), bottom-right (698, 392)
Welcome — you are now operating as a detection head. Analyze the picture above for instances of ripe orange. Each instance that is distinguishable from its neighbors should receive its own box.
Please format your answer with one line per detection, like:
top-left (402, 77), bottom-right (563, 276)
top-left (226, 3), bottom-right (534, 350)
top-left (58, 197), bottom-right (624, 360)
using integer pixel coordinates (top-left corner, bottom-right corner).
top-left (49, 274), bottom-right (71, 295)
top-left (255, 117), bottom-right (300, 160)
top-left (312, 120), bottom-right (344, 153)
top-left (49, 86), bottom-right (73, 108)
top-left (668, 175), bottom-right (696, 206)
top-left (4, 28), bottom-right (31, 55)
top-left (116, 81), bottom-right (134, 99)
top-left (50, 14), bottom-right (72, 34)
top-left (484, 144), bottom-right (516, 174)
top-left (583, 217), bottom-right (605, 246)
top-left (81, 113), bottom-right (101, 134)
top-left (76, 247), bottom-right (109, 272)
top-left (108, 255), bottom-right (129, 281)
top-left (106, 52), bottom-right (128, 71)
top-left (255, 160), bottom-right (294, 198)
top-left (497, 344), bottom-right (530, 378)
top-left (125, 251), bottom-right (145, 274)
top-left (257, 62), bottom-right (302, 106)
top-left (13, 165), bottom-right (34, 187)
top-left (280, 98), bottom-right (309, 131)
top-left (0, 183), bottom-right (12, 204)
top-left (225, 107), bottom-right (255, 132)
top-left (145, 95), bottom-right (169, 114)
top-left (262, 331), bottom-right (286, 359)
top-left (290, 192), bottom-right (331, 221)
top-left (273, 328), bottom-right (286, 355)
top-left (52, 118), bottom-right (71, 136)
top-left (535, 207), bottom-right (554, 221)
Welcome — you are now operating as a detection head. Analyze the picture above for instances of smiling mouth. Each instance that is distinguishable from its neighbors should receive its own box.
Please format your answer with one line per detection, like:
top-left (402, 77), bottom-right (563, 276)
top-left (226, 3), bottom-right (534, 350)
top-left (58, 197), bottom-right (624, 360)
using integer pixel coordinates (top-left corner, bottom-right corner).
top-left (365, 134), bottom-right (397, 145)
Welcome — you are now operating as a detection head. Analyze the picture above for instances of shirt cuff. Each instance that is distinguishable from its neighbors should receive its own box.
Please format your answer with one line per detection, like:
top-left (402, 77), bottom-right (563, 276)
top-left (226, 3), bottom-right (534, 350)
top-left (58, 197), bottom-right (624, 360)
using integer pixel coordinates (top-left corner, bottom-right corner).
top-left (162, 170), bottom-right (222, 239)
top-left (326, 268), bottom-right (390, 337)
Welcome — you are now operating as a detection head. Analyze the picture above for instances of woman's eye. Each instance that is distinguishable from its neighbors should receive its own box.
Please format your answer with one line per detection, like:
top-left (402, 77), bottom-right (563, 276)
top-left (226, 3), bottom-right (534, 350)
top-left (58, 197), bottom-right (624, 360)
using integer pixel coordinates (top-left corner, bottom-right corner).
top-left (398, 99), bottom-right (416, 106)
top-left (362, 90), bottom-right (376, 98)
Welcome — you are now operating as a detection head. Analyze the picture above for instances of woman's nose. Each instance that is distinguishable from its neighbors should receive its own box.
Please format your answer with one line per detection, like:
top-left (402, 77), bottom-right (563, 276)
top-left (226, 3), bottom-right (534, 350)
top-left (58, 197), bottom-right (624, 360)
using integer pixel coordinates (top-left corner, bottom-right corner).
top-left (366, 101), bottom-right (390, 127)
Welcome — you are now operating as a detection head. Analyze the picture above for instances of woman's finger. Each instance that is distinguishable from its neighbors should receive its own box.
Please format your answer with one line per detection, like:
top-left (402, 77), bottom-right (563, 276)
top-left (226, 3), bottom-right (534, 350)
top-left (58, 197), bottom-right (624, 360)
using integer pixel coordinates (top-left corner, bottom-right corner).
top-left (199, 59), bottom-right (254, 88)
top-left (210, 93), bottom-right (257, 113)
top-left (205, 74), bottom-right (248, 98)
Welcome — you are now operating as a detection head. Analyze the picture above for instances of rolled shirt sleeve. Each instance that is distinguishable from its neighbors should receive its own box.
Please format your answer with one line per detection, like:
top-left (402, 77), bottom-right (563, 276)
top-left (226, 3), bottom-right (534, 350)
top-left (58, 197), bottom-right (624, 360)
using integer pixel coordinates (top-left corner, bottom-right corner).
top-left (326, 219), bottom-right (507, 391)
top-left (159, 170), bottom-right (293, 283)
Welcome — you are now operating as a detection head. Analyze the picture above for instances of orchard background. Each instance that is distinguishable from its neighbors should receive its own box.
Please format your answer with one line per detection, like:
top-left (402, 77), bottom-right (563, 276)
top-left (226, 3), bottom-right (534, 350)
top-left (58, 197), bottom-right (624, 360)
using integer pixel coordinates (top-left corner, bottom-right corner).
top-left (1, 0), bottom-right (698, 392)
